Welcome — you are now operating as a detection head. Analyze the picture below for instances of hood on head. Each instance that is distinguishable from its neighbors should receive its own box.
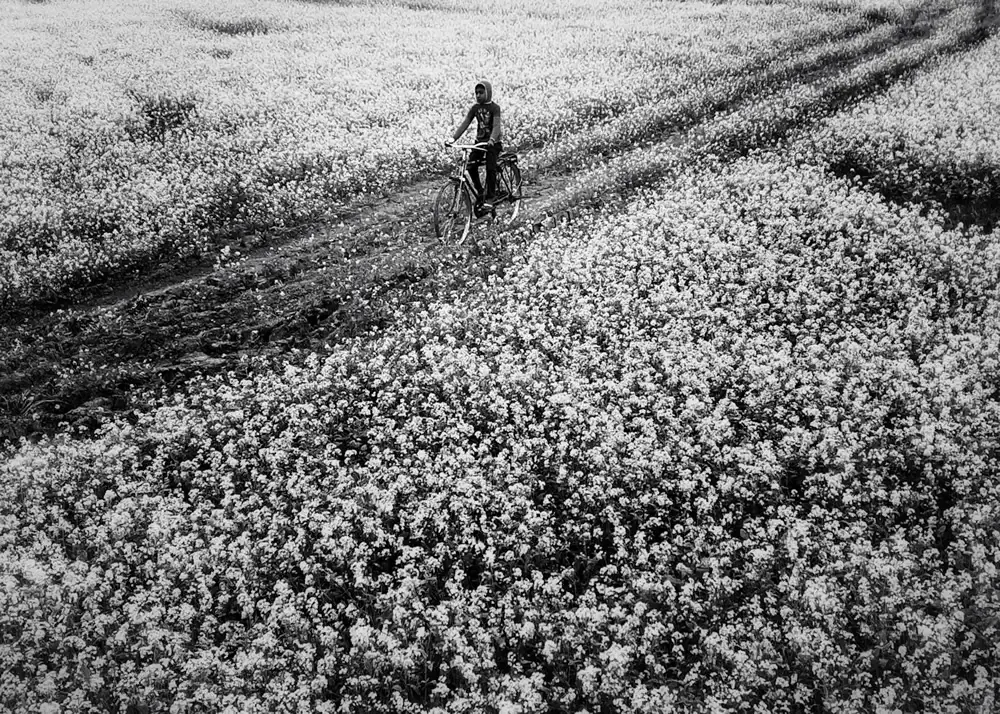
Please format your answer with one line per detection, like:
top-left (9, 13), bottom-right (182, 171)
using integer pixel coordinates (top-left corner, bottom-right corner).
top-left (475, 80), bottom-right (492, 104)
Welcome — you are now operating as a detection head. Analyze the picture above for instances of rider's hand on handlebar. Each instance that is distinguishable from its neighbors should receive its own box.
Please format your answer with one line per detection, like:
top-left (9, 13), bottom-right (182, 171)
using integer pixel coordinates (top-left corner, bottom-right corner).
top-left (444, 139), bottom-right (454, 147)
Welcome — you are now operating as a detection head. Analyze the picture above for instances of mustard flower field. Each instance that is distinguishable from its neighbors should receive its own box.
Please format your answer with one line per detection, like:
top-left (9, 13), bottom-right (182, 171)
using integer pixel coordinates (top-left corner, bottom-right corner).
top-left (3, 0), bottom-right (1000, 712)
top-left (1, 0), bottom-right (914, 307)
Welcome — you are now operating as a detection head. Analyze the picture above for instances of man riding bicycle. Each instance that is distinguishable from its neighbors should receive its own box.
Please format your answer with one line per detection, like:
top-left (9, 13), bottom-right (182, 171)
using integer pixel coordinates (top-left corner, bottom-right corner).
top-left (447, 80), bottom-right (502, 211)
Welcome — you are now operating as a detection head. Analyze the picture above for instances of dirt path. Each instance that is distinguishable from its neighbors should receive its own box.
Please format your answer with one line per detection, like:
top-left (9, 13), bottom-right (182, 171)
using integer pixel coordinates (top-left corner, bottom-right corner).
top-left (2, 1), bottom-right (996, 446)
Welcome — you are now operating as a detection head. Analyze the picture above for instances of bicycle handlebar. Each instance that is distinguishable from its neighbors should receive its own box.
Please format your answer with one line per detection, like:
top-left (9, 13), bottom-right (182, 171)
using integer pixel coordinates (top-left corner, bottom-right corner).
top-left (449, 142), bottom-right (489, 150)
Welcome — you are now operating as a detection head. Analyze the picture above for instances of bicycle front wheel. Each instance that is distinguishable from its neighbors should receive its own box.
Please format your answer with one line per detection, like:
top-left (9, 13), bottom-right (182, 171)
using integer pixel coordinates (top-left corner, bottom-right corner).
top-left (433, 180), bottom-right (473, 244)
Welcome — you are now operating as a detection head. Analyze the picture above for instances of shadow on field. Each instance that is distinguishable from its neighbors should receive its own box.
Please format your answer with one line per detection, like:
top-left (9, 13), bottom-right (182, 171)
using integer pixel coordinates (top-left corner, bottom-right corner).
top-left (530, 0), bottom-right (999, 231)
top-left (688, 0), bottom-right (998, 157)
top-left (581, 13), bottom-right (898, 157)
top-left (811, 0), bottom-right (1000, 232)
top-left (592, 0), bottom-right (999, 234)
top-left (829, 150), bottom-right (1000, 233)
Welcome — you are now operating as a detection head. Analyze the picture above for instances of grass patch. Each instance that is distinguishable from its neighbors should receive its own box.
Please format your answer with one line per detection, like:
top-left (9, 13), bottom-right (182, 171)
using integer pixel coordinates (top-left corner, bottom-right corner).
top-left (30, 80), bottom-right (66, 105)
top-left (127, 90), bottom-right (199, 141)
top-left (179, 11), bottom-right (277, 36)
top-left (861, 6), bottom-right (896, 24)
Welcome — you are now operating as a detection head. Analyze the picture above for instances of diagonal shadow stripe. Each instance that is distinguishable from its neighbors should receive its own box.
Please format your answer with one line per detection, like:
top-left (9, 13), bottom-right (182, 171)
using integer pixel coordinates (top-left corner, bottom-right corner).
top-left (536, 0), bottom-right (998, 231)
top-left (710, 1), bottom-right (998, 155)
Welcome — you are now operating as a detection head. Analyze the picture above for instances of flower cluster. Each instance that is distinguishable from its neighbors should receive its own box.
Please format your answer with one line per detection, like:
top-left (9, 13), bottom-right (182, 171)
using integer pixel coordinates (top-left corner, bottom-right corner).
top-left (3, 151), bottom-right (998, 711)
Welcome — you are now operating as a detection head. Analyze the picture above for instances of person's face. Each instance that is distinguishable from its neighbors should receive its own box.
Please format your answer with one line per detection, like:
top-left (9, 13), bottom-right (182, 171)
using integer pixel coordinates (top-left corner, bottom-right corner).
top-left (475, 86), bottom-right (486, 103)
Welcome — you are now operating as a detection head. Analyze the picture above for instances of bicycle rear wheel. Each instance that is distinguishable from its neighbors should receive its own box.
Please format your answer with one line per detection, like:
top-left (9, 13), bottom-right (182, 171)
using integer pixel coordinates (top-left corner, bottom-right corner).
top-left (433, 180), bottom-right (473, 244)
top-left (493, 161), bottom-right (523, 226)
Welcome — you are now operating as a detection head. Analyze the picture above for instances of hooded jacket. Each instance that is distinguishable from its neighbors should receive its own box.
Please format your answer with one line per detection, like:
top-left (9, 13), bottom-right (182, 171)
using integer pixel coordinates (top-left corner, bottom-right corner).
top-left (462, 80), bottom-right (502, 144)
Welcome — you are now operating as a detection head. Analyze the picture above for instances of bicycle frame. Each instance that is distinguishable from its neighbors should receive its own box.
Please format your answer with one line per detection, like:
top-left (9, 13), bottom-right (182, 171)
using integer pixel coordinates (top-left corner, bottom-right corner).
top-left (434, 142), bottom-right (521, 243)
top-left (449, 142), bottom-right (489, 203)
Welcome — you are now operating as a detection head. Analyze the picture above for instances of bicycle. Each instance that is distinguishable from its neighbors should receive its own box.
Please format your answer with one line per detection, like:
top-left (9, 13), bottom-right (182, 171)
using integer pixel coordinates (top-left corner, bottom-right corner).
top-left (434, 142), bottom-right (523, 244)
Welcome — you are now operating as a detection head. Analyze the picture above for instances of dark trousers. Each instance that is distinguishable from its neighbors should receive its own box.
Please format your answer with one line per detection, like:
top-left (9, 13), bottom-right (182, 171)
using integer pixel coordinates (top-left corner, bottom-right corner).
top-left (469, 142), bottom-right (502, 200)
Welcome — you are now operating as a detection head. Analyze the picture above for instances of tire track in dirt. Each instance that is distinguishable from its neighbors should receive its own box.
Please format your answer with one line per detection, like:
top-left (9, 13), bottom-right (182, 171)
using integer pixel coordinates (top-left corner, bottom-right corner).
top-left (1, 1), bottom-right (996, 446)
